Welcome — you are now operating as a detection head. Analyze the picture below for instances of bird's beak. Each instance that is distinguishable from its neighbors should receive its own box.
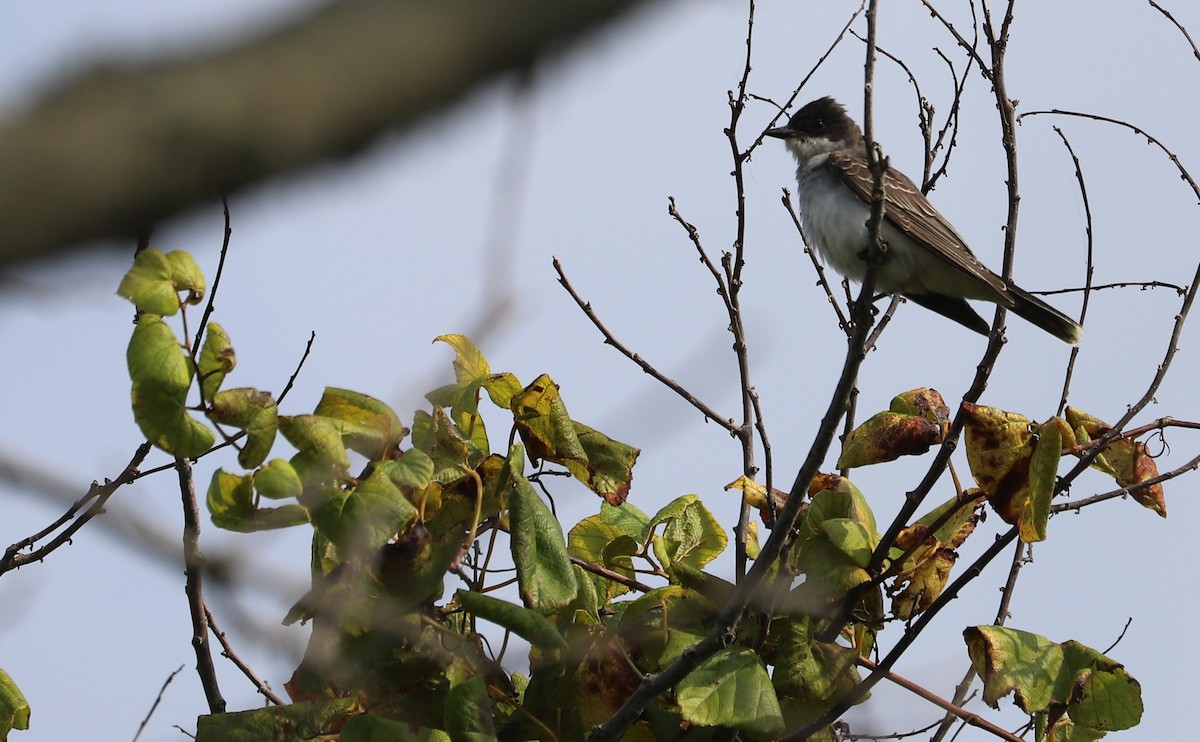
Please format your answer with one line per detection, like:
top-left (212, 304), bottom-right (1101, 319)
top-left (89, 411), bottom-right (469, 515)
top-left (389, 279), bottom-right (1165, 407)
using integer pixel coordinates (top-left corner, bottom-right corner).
top-left (765, 126), bottom-right (794, 139)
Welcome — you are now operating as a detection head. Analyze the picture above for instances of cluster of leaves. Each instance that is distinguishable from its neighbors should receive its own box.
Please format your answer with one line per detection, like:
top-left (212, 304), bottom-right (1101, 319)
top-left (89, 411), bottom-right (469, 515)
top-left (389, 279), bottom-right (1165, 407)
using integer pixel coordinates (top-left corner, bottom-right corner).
top-left (50, 249), bottom-right (1152, 741)
top-left (782, 388), bottom-right (1155, 737)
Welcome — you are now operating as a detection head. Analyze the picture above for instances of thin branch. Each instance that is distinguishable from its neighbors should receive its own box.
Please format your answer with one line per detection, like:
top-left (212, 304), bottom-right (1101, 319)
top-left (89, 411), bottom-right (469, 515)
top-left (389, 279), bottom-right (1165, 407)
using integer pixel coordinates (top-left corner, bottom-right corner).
top-left (1052, 451), bottom-right (1200, 512)
top-left (0, 442), bottom-right (153, 576)
top-left (668, 197), bottom-right (735, 316)
top-left (132, 665), bottom-right (185, 742)
top-left (177, 458), bottom-right (226, 714)
top-left (190, 197), bottom-right (234, 362)
top-left (1149, 0), bottom-right (1200, 62)
top-left (780, 189), bottom-right (851, 334)
top-left (1038, 280), bottom-right (1186, 296)
top-left (570, 556), bottom-right (653, 594)
top-left (1102, 617), bottom-right (1134, 655)
top-left (724, 0), bottom-right (765, 582)
top-left (205, 607), bottom-right (286, 706)
top-left (277, 330), bottom-right (317, 405)
top-left (920, 0), bottom-right (992, 73)
top-left (552, 258), bottom-right (737, 433)
top-left (1049, 127), bottom-right (1093, 415)
top-left (856, 656), bottom-right (1023, 742)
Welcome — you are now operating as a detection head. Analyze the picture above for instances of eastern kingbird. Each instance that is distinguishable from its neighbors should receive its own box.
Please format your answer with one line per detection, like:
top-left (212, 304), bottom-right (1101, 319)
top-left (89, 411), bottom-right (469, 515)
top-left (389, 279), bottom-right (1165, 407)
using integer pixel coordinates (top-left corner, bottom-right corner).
top-left (766, 97), bottom-right (1082, 345)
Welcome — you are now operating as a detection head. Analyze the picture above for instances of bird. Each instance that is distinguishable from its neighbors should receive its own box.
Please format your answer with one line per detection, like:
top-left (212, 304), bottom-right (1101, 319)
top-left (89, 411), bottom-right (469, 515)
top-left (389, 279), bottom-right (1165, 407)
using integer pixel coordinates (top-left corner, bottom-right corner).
top-left (766, 97), bottom-right (1082, 345)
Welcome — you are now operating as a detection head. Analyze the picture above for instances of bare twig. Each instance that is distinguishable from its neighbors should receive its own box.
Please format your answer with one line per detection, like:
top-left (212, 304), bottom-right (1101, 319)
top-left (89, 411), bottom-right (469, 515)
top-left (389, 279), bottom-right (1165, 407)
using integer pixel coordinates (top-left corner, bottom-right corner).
top-left (856, 656), bottom-right (1023, 742)
top-left (1050, 127), bottom-right (1093, 415)
top-left (0, 443), bottom-right (153, 576)
top-left (277, 331), bottom-right (317, 405)
top-left (552, 258), bottom-right (737, 433)
top-left (205, 607), bottom-right (286, 706)
top-left (724, 0), bottom-right (766, 582)
top-left (132, 665), bottom-right (185, 742)
top-left (931, 537), bottom-right (1029, 741)
top-left (1149, 0), bottom-right (1200, 62)
top-left (1103, 617), bottom-right (1134, 655)
top-left (177, 458), bottom-right (225, 714)
top-left (1038, 280), bottom-right (1187, 296)
top-left (1053, 451), bottom-right (1200, 512)
top-left (190, 198), bottom-right (234, 362)
top-left (570, 556), bottom-right (653, 594)
top-left (780, 189), bottom-right (851, 333)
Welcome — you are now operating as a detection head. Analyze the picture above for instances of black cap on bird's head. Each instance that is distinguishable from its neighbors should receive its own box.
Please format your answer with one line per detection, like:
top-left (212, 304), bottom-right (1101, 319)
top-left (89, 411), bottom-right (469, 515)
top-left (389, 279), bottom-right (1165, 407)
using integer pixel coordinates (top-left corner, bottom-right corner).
top-left (765, 97), bottom-right (863, 146)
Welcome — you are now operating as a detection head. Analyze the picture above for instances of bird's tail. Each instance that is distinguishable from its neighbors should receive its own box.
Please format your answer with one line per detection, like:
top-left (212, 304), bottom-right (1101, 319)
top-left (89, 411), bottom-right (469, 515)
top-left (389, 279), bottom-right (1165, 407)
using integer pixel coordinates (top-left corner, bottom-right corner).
top-left (1008, 286), bottom-right (1082, 345)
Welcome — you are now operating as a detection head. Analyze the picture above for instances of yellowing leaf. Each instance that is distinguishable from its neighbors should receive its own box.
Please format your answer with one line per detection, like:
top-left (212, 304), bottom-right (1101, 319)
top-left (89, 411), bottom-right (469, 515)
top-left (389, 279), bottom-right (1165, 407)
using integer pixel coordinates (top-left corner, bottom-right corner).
top-left (838, 411), bottom-right (943, 469)
top-left (837, 389), bottom-right (950, 469)
top-left (116, 248), bottom-right (206, 315)
top-left (434, 334), bottom-right (490, 382)
top-left (1065, 408), bottom-right (1167, 517)
top-left (127, 315), bottom-right (214, 458)
top-left (210, 387), bottom-right (277, 469)
top-left (313, 388), bottom-right (406, 460)
top-left (207, 469), bottom-right (309, 532)
top-left (196, 323), bottom-right (235, 402)
top-left (649, 494), bottom-right (728, 571)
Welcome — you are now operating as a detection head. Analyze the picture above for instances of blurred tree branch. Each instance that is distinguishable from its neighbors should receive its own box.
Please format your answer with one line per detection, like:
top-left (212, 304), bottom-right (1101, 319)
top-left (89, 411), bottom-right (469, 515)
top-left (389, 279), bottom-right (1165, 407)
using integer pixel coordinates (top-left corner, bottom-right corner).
top-left (0, 0), bottom-right (656, 265)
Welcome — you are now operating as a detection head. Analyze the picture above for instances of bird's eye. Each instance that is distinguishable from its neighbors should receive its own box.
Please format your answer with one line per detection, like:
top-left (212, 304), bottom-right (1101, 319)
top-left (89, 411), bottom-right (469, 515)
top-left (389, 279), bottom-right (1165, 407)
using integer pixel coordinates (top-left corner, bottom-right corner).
top-left (812, 119), bottom-right (825, 131)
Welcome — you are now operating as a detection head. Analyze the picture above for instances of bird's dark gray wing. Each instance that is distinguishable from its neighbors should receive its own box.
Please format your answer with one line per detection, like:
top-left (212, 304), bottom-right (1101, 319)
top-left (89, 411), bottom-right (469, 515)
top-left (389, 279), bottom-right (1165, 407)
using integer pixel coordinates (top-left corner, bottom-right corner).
top-left (827, 150), bottom-right (1013, 304)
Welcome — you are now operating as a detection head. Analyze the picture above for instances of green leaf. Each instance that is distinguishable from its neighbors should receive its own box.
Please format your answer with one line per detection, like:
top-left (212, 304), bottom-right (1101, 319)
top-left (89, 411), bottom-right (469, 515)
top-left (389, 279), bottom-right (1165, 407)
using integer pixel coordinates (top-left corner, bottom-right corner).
top-left (278, 415), bottom-right (350, 480)
top-left (314, 467), bottom-right (418, 560)
top-left (676, 647), bottom-right (785, 737)
top-left (648, 494), bottom-right (727, 571)
top-left (196, 322), bottom-right (235, 402)
top-left (0, 668), bottom-right (30, 738)
top-left (445, 670), bottom-right (497, 741)
top-left (967, 626), bottom-right (1058, 711)
top-left (207, 469), bottom-right (309, 532)
top-left (116, 248), bottom-right (206, 315)
top-left (379, 449), bottom-right (435, 489)
top-left (1023, 422), bottom-right (1061, 542)
top-left (253, 459), bottom-right (303, 500)
top-left (511, 373), bottom-right (584, 459)
top-left (211, 387), bottom-right (278, 468)
top-left (569, 422), bottom-right (639, 505)
top-left (507, 445), bottom-right (578, 612)
top-left (600, 500), bottom-right (651, 541)
top-left (771, 616), bottom-right (862, 702)
top-left (509, 375), bottom-right (639, 504)
top-left (482, 372), bottom-right (523, 410)
top-left (195, 697), bottom-right (357, 742)
top-left (435, 333), bottom-right (492, 382)
top-left (568, 515), bottom-right (636, 599)
top-left (792, 479), bottom-right (879, 598)
top-left (127, 315), bottom-right (215, 458)
top-left (456, 589), bottom-right (568, 655)
top-left (411, 408), bottom-right (475, 484)
top-left (313, 387), bottom-right (406, 460)
top-left (819, 518), bottom-right (876, 568)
